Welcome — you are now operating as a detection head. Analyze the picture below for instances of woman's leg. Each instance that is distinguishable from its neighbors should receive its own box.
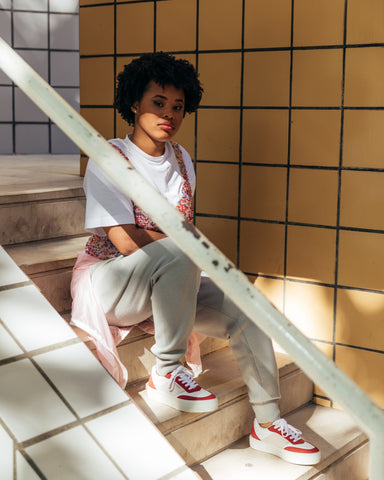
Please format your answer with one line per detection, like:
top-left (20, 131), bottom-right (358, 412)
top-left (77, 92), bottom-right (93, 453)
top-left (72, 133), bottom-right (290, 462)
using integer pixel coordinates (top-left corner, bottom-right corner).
top-left (194, 275), bottom-right (280, 424)
top-left (90, 238), bottom-right (201, 375)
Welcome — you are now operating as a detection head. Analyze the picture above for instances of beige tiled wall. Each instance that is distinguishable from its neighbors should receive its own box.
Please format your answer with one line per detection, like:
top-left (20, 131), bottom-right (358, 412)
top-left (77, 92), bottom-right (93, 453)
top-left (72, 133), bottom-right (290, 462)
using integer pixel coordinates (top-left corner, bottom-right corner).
top-left (79, 0), bottom-right (384, 408)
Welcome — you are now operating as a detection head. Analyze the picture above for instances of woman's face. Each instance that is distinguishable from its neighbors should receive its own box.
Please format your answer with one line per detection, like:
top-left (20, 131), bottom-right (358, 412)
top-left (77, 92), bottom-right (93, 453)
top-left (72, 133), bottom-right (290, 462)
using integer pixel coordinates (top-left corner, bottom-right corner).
top-left (131, 81), bottom-right (185, 155)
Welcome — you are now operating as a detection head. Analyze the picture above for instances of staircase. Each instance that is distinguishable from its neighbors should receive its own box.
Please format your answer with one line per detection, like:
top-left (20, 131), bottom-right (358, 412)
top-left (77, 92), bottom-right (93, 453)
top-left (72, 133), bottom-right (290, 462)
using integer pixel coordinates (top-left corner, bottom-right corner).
top-left (2, 155), bottom-right (369, 480)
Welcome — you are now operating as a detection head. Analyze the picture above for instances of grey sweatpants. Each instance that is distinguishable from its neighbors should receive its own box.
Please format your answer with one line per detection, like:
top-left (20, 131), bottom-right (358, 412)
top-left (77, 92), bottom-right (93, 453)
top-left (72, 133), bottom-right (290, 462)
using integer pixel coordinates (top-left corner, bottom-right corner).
top-left (90, 237), bottom-right (280, 423)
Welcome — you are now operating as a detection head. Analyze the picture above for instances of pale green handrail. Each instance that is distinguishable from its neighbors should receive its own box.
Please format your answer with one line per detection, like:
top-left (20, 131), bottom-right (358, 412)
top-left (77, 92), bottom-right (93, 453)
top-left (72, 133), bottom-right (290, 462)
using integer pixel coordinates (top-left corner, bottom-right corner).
top-left (0, 37), bottom-right (382, 478)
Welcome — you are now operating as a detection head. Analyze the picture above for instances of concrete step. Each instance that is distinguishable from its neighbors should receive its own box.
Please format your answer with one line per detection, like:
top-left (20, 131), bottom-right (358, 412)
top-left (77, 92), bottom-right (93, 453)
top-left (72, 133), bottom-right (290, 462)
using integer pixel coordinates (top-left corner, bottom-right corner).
top-left (0, 155), bottom-right (85, 245)
top-left (191, 404), bottom-right (368, 480)
top-left (5, 234), bottom-right (89, 313)
top-left (125, 346), bottom-right (314, 465)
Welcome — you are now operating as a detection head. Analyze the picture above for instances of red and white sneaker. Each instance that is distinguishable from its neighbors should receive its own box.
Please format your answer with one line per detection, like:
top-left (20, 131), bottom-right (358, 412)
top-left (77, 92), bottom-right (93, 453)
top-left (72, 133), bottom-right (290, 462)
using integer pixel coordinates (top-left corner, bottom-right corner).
top-left (146, 365), bottom-right (218, 413)
top-left (250, 418), bottom-right (321, 465)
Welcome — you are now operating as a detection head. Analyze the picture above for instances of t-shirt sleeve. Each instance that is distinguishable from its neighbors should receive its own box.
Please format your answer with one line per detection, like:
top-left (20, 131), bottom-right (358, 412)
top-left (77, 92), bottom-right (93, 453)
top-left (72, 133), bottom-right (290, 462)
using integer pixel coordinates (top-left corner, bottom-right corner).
top-left (83, 159), bottom-right (135, 235)
top-left (179, 145), bottom-right (196, 195)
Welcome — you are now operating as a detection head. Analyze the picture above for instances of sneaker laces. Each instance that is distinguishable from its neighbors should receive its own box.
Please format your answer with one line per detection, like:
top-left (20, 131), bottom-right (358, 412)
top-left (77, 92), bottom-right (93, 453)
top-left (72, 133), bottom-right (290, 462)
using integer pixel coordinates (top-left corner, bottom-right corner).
top-left (272, 419), bottom-right (302, 443)
top-left (169, 366), bottom-right (197, 392)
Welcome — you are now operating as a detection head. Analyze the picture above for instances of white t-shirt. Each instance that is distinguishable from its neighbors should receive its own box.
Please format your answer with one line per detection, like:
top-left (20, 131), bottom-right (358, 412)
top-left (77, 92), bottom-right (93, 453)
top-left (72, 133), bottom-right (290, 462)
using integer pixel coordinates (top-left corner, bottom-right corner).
top-left (83, 136), bottom-right (196, 236)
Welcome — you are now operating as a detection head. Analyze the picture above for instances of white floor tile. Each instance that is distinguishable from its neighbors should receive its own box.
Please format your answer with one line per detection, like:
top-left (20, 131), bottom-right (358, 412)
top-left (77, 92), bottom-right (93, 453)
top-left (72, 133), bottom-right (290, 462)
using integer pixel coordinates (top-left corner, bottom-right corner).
top-left (0, 247), bottom-right (28, 287)
top-left (0, 285), bottom-right (76, 352)
top-left (16, 452), bottom-right (42, 480)
top-left (34, 342), bottom-right (129, 418)
top-left (86, 403), bottom-right (186, 480)
top-left (0, 424), bottom-right (13, 480)
top-left (0, 323), bottom-right (23, 360)
top-left (26, 426), bottom-right (126, 480)
top-left (0, 358), bottom-right (76, 441)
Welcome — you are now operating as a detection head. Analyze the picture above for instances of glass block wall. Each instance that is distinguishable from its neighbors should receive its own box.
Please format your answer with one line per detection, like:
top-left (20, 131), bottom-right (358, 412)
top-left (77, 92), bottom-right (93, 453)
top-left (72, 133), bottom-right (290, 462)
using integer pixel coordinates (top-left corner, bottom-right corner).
top-left (79, 0), bottom-right (384, 409)
top-left (0, 0), bottom-right (79, 154)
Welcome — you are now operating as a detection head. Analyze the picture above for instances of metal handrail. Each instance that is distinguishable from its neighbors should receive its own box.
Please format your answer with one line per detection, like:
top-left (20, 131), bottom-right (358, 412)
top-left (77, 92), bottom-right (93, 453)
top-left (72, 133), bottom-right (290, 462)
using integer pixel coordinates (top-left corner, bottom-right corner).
top-left (0, 37), bottom-right (383, 478)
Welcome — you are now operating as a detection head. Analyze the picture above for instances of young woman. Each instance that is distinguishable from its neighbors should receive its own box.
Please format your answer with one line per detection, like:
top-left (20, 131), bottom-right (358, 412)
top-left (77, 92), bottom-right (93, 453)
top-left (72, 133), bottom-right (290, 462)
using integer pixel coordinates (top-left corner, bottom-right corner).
top-left (71, 52), bottom-right (320, 466)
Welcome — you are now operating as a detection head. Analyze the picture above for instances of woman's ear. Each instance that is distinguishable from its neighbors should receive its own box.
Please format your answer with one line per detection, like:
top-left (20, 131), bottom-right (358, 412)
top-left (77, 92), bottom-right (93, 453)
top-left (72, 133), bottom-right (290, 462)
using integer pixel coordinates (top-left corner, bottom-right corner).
top-left (131, 103), bottom-right (138, 114)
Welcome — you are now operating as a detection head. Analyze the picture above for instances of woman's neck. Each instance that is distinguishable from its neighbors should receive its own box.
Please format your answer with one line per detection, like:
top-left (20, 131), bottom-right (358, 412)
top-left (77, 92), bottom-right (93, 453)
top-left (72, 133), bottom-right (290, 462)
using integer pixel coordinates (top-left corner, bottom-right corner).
top-left (130, 132), bottom-right (166, 157)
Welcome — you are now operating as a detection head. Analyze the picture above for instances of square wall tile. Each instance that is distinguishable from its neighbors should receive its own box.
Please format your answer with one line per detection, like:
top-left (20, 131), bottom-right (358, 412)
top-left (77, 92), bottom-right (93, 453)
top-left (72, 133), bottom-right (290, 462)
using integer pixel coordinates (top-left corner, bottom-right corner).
top-left (17, 50), bottom-right (49, 81)
top-left (15, 124), bottom-right (49, 154)
top-left (340, 170), bottom-right (384, 230)
top-left (344, 47), bottom-right (384, 106)
top-left (288, 168), bottom-right (339, 226)
top-left (34, 343), bottom-right (128, 419)
top-left (0, 424), bottom-right (13, 480)
top-left (0, 0), bottom-right (11, 9)
top-left (50, 13), bottom-right (79, 50)
top-left (0, 358), bottom-right (75, 441)
top-left (86, 404), bottom-right (185, 480)
top-left (239, 221), bottom-right (285, 277)
top-left (338, 230), bottom-right (384, 291)
top-left (290, 110), bottom-right (341, 167)
top-left (242, 109), bottom-right (289, 165)
top-left (0, 86), bottom-right (12, 121)
top-left (115, 111), bottom-right (134, 141)
top-left (173, 112), bottom-right (195, 157)
top-left (0, 324), bottom-right (23, 361)
top-left (81, 107), bottom-right (115, 141)
top-left (292, 49), bottom-right (343, 107)
top-left (347, 0), bottom-right (384, 44)
top-left (197, 109), bottom-right (240, 162)
top-left (244, 0), bottom-right (291, 48)
top-left (243, 51), bottom-right (291, 107)
top-left (199, 0), bottom-right (242, 50)
top-left (199, 53), bottom-right (241, 106)
top-left (156, 0), bottom-right (196, 52)
top-left (253, 276), bottom-right (284, 312)
top-left (51, 125), bottom-right (79, 154)
top-left (343, 110), bottom-right (384, 169)
top-left (195, 217), bottom-right (238, 264)
top-left (116, 3), bottom-right (154, 54)
top-left (13, 12), bottom-right (48, 49)
top-left (293, 0), bottom-right (345, 46)
top-left (336, 289), bottom-right (384, 351)
top-left (0, 10), bottom-right (12, 49)
top-left (335, 345), bottom-right (384, 407)
top-left (0, 124), bottom-right (13, 154)
top-left (14, 87), bottom-right (48, 122)
top-left (285, 282), bottom-right (334, 342)
top-left (56, 87), bottom-right (80, 112)
top-left (80, 57), bottom-right (114, 105)
top-left (50, 51), bottom-right (79, 86)
top-left (195, 163), bottom-right (238, 216)
top-left (79, 5), bottom-right (113, 55)
top-left (0, 285), bottom-right (76, 352)
top-left (26, 426), bottom-right (126, 480)
top-left (241, 165), bottom-right (287, 221)
top-left (0, 248), bottom-right (28, 287)
top-left (13, 0), bottom-right (47, 10)
top-left (50, 0), bottom-right (78, 13)
top-left (286, 225), bottom-right (336, 284)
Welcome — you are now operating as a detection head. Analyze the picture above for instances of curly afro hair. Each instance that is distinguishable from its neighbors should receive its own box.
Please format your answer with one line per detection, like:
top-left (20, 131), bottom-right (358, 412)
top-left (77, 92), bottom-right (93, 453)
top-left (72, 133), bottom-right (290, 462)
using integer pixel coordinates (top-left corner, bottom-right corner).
top-left (115, 52), bottom-right (203, 125)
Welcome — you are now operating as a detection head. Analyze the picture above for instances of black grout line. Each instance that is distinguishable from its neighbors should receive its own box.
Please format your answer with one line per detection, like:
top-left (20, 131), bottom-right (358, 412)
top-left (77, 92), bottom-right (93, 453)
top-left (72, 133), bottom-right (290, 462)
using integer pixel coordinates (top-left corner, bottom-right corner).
top-left (283, 0), bottom-right (295, 314)
top-left (236, 0), bottom-right (245, 269)
top-left (332, 0), bottom-right (349, 377)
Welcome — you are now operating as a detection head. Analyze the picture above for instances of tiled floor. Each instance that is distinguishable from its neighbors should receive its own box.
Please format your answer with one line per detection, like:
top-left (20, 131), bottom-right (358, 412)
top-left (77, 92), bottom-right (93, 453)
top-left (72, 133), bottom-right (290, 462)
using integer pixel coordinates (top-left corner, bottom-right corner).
top-left (0, 246), bottom-right (198, 480)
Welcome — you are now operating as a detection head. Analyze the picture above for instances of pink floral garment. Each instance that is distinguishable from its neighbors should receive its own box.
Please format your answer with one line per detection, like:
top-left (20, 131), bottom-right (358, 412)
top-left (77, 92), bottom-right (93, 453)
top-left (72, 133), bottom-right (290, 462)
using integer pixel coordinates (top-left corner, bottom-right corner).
top-left (70, 142), bottom-right (203, 387)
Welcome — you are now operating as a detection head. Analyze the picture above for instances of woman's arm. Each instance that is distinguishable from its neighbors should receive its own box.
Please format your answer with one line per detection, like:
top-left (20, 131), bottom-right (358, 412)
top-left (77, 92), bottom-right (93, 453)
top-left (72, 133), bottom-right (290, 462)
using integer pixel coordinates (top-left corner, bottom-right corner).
top-left (104, 224), bottom-right (167, 256)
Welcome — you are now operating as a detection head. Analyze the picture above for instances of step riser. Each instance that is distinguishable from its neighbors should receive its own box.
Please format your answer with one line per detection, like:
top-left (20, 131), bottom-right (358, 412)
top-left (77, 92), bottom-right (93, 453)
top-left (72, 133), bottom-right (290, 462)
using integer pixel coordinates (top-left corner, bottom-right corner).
top-left (30, 267), bottom-right (74, 314)
top-left (118, 337), bottom-right (229, 386)
top-left (1, 197), bottom-right (86, 245)
top-left (313, 442), bottom-right (369, 480)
